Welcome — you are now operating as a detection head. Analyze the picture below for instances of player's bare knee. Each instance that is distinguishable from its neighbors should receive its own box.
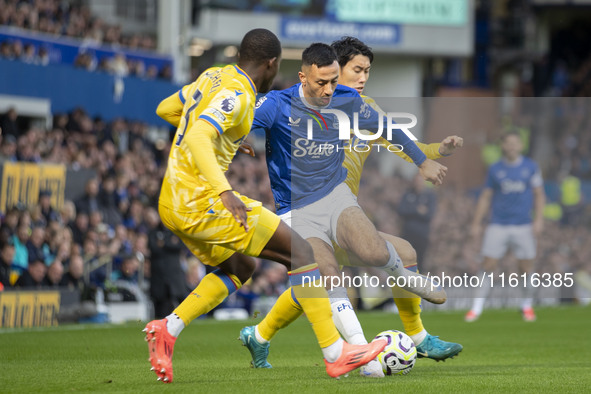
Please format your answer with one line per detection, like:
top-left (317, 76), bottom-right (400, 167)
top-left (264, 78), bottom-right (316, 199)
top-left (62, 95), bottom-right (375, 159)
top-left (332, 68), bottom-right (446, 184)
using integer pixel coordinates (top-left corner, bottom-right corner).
top-left (357, 240), bottom-right (390, 267)
top-left (218, 254), bottom-right (256, 284)
top-left (240, 255), bottom-right (256, 279)
top-left (291, 236), bottom-right (315, 266)
top-left (321, 261), bottom-right (341, 280)
top-left (398, 240), bottom-right (417, 265)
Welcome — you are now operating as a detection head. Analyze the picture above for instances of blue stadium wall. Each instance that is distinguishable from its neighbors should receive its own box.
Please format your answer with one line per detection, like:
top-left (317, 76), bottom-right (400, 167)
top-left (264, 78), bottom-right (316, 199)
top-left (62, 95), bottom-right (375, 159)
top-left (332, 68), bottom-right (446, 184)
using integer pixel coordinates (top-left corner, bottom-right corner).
top-left (0, 59), bottom-right (180, 125)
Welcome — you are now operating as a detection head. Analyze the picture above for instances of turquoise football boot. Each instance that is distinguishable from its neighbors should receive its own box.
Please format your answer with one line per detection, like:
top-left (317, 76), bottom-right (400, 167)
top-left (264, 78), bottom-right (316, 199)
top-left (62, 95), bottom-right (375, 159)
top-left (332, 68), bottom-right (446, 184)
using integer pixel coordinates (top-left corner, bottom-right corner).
top-left (239, 326), bottom-right (272, 368)
top-left (416, 335), bottom-right (463, 361)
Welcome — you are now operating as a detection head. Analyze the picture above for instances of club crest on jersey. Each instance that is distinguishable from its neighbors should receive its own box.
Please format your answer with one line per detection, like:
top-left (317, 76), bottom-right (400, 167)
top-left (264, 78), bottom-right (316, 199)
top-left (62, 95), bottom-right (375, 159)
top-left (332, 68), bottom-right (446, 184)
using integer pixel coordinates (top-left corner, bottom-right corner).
top-left (221, 96), bottom-right (236, 113)
top-left (359, 102), bottom-right (372, 119)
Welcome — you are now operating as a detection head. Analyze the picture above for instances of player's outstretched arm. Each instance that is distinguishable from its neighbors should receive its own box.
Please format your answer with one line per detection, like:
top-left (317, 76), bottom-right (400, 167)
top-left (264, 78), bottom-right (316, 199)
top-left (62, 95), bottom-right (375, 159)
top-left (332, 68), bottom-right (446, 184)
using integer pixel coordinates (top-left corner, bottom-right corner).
top-left (381, 135), bottom-right (463, 163)
top-left (156, 90), bottom-right (184, 127)
top-left (532, 185), bottom-right (546, 236)
top-left (362, 97), bottom-right (461, 163)
top-left (183, 120), bottom-right (251, 231)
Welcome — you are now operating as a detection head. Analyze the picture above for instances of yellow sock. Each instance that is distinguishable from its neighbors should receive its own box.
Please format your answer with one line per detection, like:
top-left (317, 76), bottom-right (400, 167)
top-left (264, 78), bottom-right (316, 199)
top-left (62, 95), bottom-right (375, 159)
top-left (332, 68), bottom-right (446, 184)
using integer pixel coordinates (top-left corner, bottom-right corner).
top-left (392, 263), bottom-right (424, 336)
top-left (258, 287), bottom-right (303, 341)
top-left (173, 269), bottom-right (241, 326)
top-left (289, 264), bottom-right (340, 348)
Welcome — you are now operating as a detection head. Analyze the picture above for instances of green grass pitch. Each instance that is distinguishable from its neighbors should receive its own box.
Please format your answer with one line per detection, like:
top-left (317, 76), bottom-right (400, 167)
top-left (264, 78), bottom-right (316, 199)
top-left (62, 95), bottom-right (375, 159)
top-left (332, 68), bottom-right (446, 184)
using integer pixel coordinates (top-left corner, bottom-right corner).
top-left (1, 306), bottom-right (590, 393)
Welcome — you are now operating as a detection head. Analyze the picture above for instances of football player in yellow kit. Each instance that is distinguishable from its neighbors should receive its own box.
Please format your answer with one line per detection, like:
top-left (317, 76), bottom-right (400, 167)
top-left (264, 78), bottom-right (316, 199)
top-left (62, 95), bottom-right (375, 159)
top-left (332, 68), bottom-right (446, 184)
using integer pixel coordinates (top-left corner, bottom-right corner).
top-left (144, 29), bottom-right (387, 384)
top-left (240, 37), bottom-right (463, 377)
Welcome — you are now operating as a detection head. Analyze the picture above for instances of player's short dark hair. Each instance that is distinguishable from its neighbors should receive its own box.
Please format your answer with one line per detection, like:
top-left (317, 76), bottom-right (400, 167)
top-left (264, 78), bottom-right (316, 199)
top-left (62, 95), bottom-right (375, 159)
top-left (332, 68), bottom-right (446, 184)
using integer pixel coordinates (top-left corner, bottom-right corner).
top-left (238, 28), bottom-right (281, 64)
top-left (331, 36), bottom-right (374, 68)
top-left (501, 131), bottom-right (522, 141)
top-left (302, 43), bottom-right (338, 68)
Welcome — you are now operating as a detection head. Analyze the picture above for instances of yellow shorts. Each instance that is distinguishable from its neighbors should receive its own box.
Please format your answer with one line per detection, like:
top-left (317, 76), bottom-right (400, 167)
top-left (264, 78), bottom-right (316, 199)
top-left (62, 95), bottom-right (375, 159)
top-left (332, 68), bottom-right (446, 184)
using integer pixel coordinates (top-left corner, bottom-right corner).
top-left (159, 192), bottom-right (280, 266)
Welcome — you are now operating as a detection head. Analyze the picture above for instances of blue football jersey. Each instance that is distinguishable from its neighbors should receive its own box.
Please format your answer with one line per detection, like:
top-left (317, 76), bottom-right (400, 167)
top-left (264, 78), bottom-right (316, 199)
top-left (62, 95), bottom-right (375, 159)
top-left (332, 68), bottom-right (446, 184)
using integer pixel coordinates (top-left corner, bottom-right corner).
top-left (252, 83), bottom-right (427, 214)
top-left (485, 156), bottom-right (543, 225)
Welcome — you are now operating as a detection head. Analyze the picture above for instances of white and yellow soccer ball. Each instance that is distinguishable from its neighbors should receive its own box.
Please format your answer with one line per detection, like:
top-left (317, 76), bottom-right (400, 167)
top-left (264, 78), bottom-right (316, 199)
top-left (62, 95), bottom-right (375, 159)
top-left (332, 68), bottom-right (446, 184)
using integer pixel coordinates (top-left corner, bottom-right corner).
top-left (372, 330), bottom-right (417, 375)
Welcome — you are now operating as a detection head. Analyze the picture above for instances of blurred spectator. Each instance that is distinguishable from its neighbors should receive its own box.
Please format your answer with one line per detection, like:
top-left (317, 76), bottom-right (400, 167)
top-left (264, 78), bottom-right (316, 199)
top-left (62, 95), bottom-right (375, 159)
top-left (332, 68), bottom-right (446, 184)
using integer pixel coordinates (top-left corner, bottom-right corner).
top-left (98, 174), bottom-right (122, 228)
top-left (0, 206), bottom-right (20, 243)
top-left (107, 53), bottom-right (129, 77)
top-left (185, 256), bottom-right (205, 290)
top-left (0, 238), bottom-right (16, 289)
top-left (74, 51), bottom-right (97, 71)
top-left (123, 198), bottom-right (144, 231)
top-left (560, 174), bottom-right (585, 226)
top-left (0, 134), bottom-right (18, 162)
top-left (145, 64), bottom-right (158, 80)
top-left (111, 253), bottom-right (139, 284)
top-left (12, 39), bottom-right (23, 59)
top-left (70, 212), bottom-right (89, 246)
top-left (83, 236), bottom-right (105, 289)
top-left (21, 43), bottom-right (36, 64)
top-left (0, 40), bottom-right (14, 59)
top-left (0, 107), bottom-right (20, 139)
top-left (0, 0), bottom-right (157, 52)
top-left (42, 259), bottom-right (64, 288)
top-left (16, 133), bottom-right (40, 162)
top-left (158, 64), bottom-right (172, 81)
top-left (60, 255), bottom-right (87, 292)
top-left (60, 200), bottom-right (77, 228)
top-left (148, 216), bottom-right (186, 319)
top-left (397, 173), bottom-right (437, 265)
top-left (36, 46), bottom-right (49, 66)
top-left (26, 226), bottom-right (48, 264)
top-left (15, 259), bottom-right (46, 288)
top-left (11, 223), bottom-right (30, 274)
top-left (76, 178), bottom-right (100, 215)
top-left (39, 189), bottom-right (60, 224)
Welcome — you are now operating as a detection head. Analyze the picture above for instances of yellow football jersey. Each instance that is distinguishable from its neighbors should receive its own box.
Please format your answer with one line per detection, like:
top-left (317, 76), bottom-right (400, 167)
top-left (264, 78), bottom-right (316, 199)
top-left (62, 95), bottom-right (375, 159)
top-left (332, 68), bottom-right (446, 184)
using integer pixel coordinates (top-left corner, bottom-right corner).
top-left (159, 65), bottom-right (256, 213)
top-left (343, 95), bottom-right (443, 196)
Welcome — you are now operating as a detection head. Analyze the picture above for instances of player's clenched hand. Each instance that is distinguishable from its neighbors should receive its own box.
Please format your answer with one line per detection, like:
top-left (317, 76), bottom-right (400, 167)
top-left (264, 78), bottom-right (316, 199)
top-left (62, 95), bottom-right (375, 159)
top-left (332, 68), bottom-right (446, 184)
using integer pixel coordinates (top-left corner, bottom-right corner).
top-left (238, 142), bottom-right (255, 157)
top-left (418, 159), bottom-right (447, 186)
top-left (220, 190), bottom-right (252, 232)
top-left (438, 135), bottom-right (464, 156)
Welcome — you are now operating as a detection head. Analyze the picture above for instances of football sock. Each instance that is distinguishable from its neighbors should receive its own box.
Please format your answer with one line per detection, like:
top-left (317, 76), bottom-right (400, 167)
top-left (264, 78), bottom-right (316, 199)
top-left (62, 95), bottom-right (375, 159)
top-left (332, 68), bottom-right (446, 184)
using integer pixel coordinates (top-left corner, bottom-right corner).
top-left (410, 329), bottom-right (428, 346)
top-left (471, 271), bottom-right (492, 315)
top-left (257, 287), bottom-right (303, 342)
top-left (173, 269), bottom-right (241, 327)
top-left (521, 273), bottom-right (535, 310)
top-left (328, 286), bottom-right (367, 345)
top-left (323, 337), bottom-right (345, 363)
top-left (288, 264), bottom-right (341, 358)
top-left (380, 241), bottom-right (405, 277)
top-left (165, 313), bottom-right (185, 337)
top-left (392, 263), bottom-right (425, 338)
top-left (254, 325), bottom-right (268, 344)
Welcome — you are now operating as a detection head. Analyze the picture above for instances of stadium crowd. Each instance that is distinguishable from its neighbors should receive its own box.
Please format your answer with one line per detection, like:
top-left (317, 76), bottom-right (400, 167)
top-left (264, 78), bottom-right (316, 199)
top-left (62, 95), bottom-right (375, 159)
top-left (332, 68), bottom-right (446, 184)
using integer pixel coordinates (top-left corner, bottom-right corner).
top-left (0, 0), bottom-right (156, 50)
top-left (0, 0), bottom-right (172, 80)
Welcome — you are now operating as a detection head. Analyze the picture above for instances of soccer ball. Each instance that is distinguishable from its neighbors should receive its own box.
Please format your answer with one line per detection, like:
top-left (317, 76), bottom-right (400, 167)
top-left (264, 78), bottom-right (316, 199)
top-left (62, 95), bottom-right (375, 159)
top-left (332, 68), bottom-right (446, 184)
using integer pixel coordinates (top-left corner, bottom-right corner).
top-left (372, 330), bottom-right (417, 375)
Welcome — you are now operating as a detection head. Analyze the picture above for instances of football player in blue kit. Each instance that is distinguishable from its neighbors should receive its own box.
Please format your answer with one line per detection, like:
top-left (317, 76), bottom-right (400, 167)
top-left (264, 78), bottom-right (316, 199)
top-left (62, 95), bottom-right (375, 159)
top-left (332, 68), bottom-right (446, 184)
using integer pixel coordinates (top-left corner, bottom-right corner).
top-left (466, 131), bottom-right (545, 322)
